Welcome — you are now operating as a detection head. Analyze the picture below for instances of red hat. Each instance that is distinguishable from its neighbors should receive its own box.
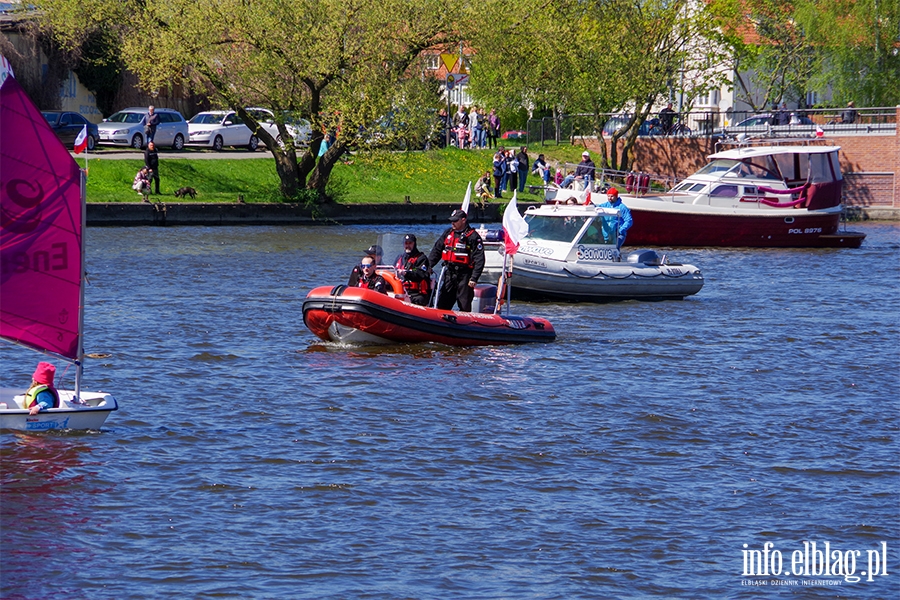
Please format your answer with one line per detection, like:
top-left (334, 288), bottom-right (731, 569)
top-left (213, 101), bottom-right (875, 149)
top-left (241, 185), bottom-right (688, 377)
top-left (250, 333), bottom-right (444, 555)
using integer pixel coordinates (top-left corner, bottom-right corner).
top-left (33, 362), bottom-right (56, 386)
top-left (607, 188), bottom-right (619, 197)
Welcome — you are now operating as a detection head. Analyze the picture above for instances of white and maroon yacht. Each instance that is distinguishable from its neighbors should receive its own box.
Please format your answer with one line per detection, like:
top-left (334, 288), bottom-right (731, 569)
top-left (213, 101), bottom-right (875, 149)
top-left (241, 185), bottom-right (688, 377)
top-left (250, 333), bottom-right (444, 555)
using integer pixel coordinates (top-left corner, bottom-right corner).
top-left (546, 145), bottom-right (865, 248)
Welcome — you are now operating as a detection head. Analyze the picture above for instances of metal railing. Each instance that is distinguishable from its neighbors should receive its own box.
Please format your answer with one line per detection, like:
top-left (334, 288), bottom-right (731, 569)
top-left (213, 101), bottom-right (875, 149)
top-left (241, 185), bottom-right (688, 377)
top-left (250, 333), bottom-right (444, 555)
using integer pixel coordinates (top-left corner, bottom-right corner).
top-left (527, 107), bottom-right (898, 146)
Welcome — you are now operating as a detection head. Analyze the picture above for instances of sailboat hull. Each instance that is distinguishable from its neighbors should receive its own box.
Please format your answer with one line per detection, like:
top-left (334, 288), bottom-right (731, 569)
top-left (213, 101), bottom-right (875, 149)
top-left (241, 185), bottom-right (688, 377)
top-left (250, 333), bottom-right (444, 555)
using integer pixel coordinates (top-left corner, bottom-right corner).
top-left (0, 388), bottom-right (118, 432)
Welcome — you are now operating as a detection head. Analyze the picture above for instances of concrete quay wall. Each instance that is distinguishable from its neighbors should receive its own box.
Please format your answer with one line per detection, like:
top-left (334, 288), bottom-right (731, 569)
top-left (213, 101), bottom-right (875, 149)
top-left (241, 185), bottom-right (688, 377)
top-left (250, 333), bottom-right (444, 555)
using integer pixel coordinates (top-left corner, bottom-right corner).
top-left (86, 200), bottom-right (895, 227)
top-left (86, 201), bottom-right (537, 227)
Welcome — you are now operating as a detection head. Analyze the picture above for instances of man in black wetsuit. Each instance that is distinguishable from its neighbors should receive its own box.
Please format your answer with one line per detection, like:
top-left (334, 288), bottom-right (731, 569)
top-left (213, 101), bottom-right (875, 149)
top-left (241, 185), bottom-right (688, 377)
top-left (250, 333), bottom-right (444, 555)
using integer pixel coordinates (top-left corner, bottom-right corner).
top-left (394, 234), bottom-right (431, 306)
top-left (427, 210), bottom-right (485, 312)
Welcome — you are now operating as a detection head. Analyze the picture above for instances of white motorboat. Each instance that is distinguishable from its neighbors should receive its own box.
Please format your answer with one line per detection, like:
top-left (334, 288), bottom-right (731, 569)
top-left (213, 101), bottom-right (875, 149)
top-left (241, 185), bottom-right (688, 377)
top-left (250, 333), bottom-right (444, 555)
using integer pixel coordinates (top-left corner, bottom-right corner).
top-left (0, 56), bottom-right (118, 431)
top-left (480, 203), bottom-right (704, 302)
top-left (545, 144), bottom-right (865, 248)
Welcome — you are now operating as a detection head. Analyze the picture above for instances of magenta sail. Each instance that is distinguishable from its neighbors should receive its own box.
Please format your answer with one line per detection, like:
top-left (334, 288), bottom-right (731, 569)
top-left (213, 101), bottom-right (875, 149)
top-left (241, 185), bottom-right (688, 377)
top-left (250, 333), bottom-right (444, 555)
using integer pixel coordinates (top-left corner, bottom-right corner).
top-left (0, 73), bottom-right (83, 359)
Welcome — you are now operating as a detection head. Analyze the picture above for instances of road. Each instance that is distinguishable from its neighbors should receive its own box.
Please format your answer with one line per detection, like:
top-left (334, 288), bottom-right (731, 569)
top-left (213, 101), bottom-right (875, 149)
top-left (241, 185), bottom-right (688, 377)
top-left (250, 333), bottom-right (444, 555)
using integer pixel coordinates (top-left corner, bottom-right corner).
top-left (71, 148), bottom-right (277, 160)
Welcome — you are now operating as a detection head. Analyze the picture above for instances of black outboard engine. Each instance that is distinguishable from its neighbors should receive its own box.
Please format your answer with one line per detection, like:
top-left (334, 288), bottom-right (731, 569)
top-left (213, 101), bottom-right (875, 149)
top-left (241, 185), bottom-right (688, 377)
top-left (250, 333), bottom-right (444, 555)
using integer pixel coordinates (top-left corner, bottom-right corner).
top-left (625, 249), bottom-right (661, 265)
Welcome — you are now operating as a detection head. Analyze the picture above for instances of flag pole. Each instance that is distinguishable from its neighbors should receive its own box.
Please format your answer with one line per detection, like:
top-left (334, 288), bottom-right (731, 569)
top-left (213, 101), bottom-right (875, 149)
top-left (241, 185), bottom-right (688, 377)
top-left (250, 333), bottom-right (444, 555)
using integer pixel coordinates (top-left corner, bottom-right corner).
top-left (494, 253), bottom-right (507, 314)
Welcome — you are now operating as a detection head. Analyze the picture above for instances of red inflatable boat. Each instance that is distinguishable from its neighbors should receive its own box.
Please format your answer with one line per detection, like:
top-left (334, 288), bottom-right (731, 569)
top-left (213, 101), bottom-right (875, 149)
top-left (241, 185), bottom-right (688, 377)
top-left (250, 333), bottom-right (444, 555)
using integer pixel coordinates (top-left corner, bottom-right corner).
top-left (302, 283), bottom-right (556, 346)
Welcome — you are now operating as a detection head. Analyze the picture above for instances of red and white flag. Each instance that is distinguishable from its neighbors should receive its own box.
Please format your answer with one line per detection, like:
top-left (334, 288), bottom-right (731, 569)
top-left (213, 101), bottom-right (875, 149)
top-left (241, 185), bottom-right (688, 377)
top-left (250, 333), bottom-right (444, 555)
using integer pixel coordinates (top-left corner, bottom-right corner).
top-left (502, 192), bottom-right (529, 255)
top-left (73, 125), bottom-right (88, 154)
top-left (583, 190), bottom-right (592, 205)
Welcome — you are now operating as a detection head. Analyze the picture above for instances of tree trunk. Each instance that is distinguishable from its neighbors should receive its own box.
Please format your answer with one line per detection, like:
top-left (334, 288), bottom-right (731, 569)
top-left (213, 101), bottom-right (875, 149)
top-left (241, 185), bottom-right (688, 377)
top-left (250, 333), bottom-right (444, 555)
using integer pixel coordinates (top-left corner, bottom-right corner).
top-left (273, 151), bottom-right (301, 199)
top-left (307, 140), bottom-right (347, 204)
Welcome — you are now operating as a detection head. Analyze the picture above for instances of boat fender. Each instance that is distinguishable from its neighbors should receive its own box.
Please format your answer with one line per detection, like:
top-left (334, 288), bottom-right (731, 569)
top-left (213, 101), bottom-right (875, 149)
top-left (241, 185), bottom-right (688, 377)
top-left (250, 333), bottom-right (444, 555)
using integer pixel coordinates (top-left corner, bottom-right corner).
top-left (625, 172), bottom-right (635, 192)
top-left (378, 271), bottom-right (407, 296)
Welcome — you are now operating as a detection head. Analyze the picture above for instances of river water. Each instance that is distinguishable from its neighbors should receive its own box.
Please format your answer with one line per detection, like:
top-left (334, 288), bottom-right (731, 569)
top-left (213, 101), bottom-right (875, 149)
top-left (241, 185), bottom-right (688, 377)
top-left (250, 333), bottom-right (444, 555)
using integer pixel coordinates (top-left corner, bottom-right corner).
top-left (2, 222), bottom-right (898, 599)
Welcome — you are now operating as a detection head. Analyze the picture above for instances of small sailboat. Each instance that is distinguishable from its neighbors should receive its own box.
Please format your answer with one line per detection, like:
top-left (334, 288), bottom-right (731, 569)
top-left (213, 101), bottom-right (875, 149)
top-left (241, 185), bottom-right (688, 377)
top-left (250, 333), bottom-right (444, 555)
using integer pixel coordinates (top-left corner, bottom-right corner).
top-left (0, 56), bottom-right (118, 431)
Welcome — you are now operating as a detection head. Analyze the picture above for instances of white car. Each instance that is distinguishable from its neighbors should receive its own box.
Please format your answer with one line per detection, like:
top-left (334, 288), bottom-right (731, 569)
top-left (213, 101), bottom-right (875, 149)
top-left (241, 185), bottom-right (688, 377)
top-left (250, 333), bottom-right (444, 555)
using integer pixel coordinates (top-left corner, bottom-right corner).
top-left (98, 107), bottom-right (188, 149)
top-left (187, 111), bottom-right (260, 151)
top-left (245, 108), bottom-right (311, 148)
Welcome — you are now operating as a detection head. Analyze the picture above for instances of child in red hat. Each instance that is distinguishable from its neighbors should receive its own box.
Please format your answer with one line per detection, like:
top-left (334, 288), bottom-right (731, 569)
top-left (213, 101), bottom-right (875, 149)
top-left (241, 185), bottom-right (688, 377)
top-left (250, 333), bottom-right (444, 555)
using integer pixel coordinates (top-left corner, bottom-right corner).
top-left (25, 362), bottom-right (60, 415)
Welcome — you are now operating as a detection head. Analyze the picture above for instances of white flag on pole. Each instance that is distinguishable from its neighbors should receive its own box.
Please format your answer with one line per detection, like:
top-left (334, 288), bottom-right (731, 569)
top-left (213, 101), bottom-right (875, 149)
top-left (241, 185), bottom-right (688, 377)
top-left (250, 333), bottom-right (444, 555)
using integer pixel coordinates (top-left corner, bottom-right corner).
top-left (73, 125), bottom-right (88, 154)
top-left (502, 192), bottom-right (529, 255)
top-left (461, 181), bottom-right (471, 215)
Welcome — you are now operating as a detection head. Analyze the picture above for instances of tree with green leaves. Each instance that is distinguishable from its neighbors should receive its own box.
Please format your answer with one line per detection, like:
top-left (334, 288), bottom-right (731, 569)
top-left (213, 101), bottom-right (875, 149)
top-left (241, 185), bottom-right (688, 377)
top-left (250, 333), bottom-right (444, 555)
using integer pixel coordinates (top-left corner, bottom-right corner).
top-left (711, 0), bottom-right (900, 109)
top-left (38, 0), bottom-right (454, 203)
top-left (464, 0), bottom-right (728, 171)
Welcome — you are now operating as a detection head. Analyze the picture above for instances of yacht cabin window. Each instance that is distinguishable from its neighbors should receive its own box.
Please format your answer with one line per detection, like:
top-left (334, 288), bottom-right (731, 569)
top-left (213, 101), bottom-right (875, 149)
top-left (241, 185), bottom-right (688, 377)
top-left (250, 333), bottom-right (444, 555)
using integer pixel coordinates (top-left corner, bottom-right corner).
top-left (710, 184), bottom-right (739, 197)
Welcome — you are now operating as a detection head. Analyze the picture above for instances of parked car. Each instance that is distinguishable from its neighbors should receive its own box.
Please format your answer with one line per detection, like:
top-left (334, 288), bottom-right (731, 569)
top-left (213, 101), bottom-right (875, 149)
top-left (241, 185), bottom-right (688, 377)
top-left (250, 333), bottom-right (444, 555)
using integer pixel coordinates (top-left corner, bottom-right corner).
top-left (42, 111), bottom-right (99, 151)
top-left (187, 111), bottom-right (260, 151)
top-left (734, 113), bottom-right (813, 127)
top-left (245, 108), bottom-right (311, 148)
top-left (602, 117), bottom-right (655, 137)
top-left (97, 107), bottom-right (188, 150)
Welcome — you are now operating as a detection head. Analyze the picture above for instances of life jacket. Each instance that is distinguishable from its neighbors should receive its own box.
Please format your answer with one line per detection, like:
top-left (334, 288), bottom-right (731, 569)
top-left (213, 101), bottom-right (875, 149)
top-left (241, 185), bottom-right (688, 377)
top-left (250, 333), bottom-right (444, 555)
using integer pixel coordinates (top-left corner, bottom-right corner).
top-left (441, 228), bottom-right (476, 267)
top-left (24, 384), bottom-right (60, 410)
top-left (395, 254), bottom-right (430, 294)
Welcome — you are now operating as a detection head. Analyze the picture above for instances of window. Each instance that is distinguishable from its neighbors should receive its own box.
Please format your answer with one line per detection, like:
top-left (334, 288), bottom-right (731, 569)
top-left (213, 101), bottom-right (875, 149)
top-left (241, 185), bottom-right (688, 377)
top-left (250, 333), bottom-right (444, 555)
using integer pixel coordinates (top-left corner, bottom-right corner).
top-left (424, 55), bottom-right (439, 70)
top-left (806, 91), bottom-right (819, 107)
top-left (809, 153), bottom-right (834, 184)
top-left (60, 113), bottom-right (73, 125)
top-left (710, 185), bottom-right (738, 197)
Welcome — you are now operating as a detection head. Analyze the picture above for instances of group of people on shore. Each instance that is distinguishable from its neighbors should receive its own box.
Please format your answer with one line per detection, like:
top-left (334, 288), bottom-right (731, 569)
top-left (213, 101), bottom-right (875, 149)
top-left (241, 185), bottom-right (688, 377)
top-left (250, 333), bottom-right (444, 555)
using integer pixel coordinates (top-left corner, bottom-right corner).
top-left (348, 209), bottom-right (485, 312)
top-left (439, 105), bottom-right (501, 149)
top-left (132, 105), bottom-right (162, 201)
top-left (478, 146), bottom-right (555, 200)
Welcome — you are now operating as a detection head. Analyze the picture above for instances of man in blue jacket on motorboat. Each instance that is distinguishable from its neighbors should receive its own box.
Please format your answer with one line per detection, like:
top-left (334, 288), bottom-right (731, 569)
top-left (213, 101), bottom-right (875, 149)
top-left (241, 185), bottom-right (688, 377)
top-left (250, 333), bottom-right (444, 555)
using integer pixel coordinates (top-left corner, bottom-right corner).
top-left (598, 188), bottom-right (633, 248)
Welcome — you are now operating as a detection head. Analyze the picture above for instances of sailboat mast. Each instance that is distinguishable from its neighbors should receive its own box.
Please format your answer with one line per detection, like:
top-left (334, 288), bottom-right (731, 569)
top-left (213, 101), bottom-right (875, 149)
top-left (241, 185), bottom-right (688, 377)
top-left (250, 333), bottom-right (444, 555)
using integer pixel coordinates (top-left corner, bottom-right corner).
top-left (76, 168), bottom-right (87, 400)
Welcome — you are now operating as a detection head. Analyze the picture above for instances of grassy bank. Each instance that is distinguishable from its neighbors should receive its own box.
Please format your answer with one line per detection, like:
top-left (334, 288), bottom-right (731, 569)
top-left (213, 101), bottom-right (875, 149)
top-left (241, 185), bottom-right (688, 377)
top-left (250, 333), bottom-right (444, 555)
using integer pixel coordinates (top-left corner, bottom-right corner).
top-left (83, 145), bottom-right (591, 204)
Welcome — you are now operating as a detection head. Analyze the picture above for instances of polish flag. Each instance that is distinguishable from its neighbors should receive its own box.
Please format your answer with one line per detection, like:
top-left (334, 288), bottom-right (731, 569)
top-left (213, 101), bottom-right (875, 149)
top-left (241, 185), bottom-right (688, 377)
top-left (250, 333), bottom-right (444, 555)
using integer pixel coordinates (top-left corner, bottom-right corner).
top-left (502, 192), bottom-right (529, 255)
top-left (73, 125), bottom-right (88, 154)
top-left (583, 190), bottom-right (591, 205)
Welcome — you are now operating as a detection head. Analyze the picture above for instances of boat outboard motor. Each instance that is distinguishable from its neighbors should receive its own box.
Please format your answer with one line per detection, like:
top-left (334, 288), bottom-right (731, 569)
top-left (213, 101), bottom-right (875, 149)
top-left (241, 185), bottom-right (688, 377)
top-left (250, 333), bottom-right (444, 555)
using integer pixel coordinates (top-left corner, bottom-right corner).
top-left (626, 250), bottom-right (661, 265)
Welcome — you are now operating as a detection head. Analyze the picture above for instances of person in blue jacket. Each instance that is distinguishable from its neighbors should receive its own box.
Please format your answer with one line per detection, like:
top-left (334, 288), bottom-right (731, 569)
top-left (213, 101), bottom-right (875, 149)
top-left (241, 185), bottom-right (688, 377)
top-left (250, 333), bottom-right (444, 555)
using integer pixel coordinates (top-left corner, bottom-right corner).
top-left (598, 188), bottom-right (633, 248)
top-left (492, 151), bottom-right (507, 198)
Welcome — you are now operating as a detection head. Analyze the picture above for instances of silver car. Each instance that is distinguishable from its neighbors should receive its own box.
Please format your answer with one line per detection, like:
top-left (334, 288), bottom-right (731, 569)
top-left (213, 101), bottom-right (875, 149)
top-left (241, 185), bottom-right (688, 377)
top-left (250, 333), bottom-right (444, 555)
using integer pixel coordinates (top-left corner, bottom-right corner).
top-left (97, 107), bottom-right (188, 150)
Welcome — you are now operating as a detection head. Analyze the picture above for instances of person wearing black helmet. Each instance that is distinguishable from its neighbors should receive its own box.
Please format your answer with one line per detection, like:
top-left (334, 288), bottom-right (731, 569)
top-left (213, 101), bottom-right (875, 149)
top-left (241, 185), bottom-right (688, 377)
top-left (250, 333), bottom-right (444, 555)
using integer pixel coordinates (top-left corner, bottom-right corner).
top-left (394, 234), bottom-right (431, 306)
top-left (427, 209), bottom-right (485, 311)
top-left (348, 244), bottom-right (383, 287)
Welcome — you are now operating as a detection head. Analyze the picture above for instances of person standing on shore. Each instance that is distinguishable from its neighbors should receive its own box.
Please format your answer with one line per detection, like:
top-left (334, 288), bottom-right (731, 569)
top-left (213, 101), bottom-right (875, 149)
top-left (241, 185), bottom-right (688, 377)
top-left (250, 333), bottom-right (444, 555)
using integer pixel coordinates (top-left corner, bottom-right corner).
top-left (142, 105), bottom-right (160, 145)
top-left (487, 109), bottom-right (500, 149)
top-left (516, 147), bottom-right (529, 193)
top-left (492, 152), bottom-right (506, 199)
top-left (506, 149), bottom-right (518, 194)
top-left (144, 141), bottom-right (160, 195)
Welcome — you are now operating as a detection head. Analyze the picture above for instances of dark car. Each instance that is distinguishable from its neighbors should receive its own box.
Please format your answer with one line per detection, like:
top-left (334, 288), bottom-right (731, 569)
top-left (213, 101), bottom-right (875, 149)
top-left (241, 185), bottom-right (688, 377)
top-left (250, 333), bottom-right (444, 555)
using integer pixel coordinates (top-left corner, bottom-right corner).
top-left (42, 111), bottom-right (100, 151)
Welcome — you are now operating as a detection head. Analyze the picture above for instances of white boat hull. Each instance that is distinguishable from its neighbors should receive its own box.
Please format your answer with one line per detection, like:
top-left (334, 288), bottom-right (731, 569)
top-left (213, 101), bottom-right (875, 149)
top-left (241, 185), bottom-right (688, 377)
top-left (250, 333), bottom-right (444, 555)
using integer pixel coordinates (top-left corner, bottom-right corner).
top-left (509, 260), bottom-right (704, 301)
top-left (0, 388), bottom-right (118, 432)
top-left (482, 244), bottom-right (703, 301)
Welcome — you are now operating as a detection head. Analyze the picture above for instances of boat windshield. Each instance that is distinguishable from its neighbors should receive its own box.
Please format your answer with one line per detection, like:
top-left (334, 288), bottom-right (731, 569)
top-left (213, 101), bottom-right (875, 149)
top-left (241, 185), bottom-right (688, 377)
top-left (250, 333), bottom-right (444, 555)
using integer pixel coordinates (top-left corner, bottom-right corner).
top-left (524, 215), bottom-right (589, 243)
top-left (695, 159), bottom-right (738, 176)
top-left (696, 158), bottom-right (781, 181)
